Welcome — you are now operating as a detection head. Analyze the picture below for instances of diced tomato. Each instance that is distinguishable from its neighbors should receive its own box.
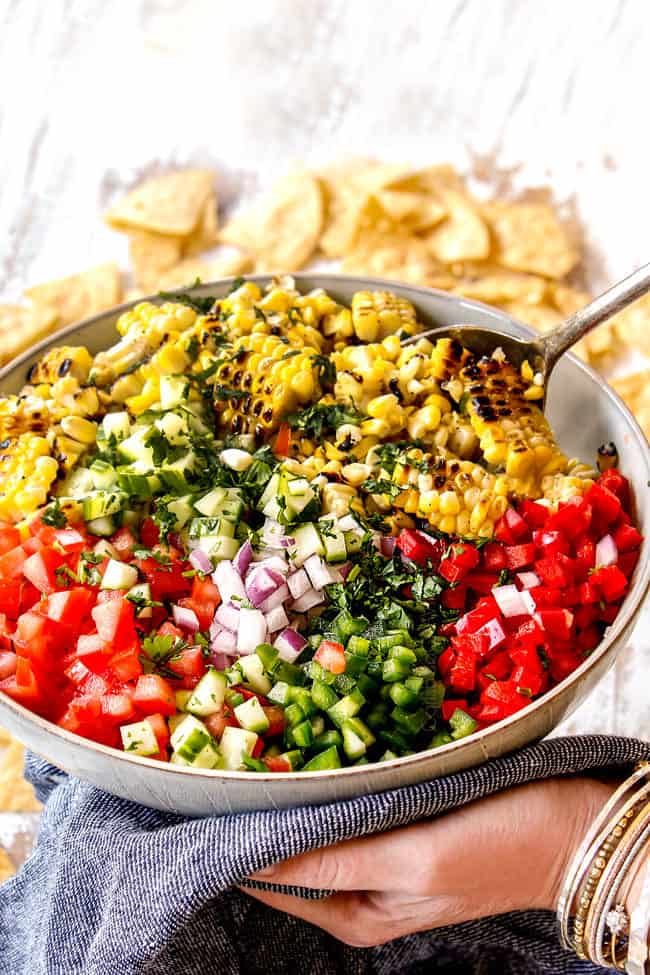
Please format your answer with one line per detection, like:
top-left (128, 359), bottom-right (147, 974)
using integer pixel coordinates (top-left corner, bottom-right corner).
top-left (204, 708), bottom-right (238, 740)
top-left (441, 585), bottom-right (467, 610)
top-left (600, 601), bottom-right (622, 624)
top-left (133, 674), bottom-right (176, 716)
top-left (547, 649), bottom-right (583, 683)
top-left (475, 616), bottom-right (507, 652)
top-left (21, 536), bottom-right (44, 556)
top-left (577, 624), bottom-right (602, 652)
top-left (441, 698), bottom-right (468, 722)
top-left (504, 543), bottom-right (536, 571)
top-left (535, 554), bottom-right (574, 589)
top-left (526, 585), bottom-right (562, 607)
top-left (480, 650), bottom-right (511, 681)
top-left (452, 631), bottom-right (491, 659)
top-left (577, 581), bottom-right (599, 605)
top-left (439, 543), bottom-right (480, 583)
top-left (396, 529), bottom-right (446, 569)
top-left (495, 508), bottom-right (530, 544)
top-left (110, 527), bottom-right (137, 561)
top-left (465, 572), bottom-right (499, 595)
top-left (19, 580), bottom-right (41, 613)
top-left (15, 611), bottom-right (69, 669)
top-left (618, 550), bottom-right (640, 577)
top-left (91, 596), bottom-right (135, 644)
top-left (315, 639), bottom-right (347, 674)
top-left (28, 516), bottom-right (59, 546)
top-left (69, 694), bottom-right (102, 723)
top-left (456, 597), bottom-right (499, 635)
top-left (613, 523), bottom-right (642, 553)
top-left (108, 646), bottom-right (143, 682)
top-left (264, 755), bottom-right (292, 773)
top-left (448, 652), bottom-right (477, 692)
top-left (101, 692), bottom-right (137, 724)
top-left (518, 499), bottom-right (549, 529)
top-left (0, 669), bottom-right (42, 708)
top-left (251, 736), bottom-right (265, 758)
top-left (46, 587), bottom-right (96, 625)
top-left (481, 542), bottom-right (507, 572)
top-left (590, 565), bottom-right (628, 602)
top-left (0, 525), bottom-right (21, 555)
top-left (544, 496), bottom-right (592, 541)
top-left (585, 482), bottom-right (621, 528)
top-left (165, 645), bottom-right (206, 688)
top-left (53, 528), bottom-right (87, 554)
top-left (437, 646), bottom-right (455, 678)
top-left (477, 680), bottom-right (528, 722)
top-left (534, 608), bottom-right (574, 641)
top-left (533, 530), bottom-right (570, 557)
top-left (0, 545), bottom-right (28, 581)
top-left (139, 518), bottom-right (160, 549)
top-left (145, 712), bottom-right (171, 751)
top-left (176, 596), bottom-right (212, 634)
top-left (574, 535), bottom-right (596, 576)
top-left (136, 557), bottom-right (191, 601)
top-left (597, 469), bottom-right (630, 509)
top-left (262, 705), bottom-right (286, 737)
top-left (0, 579), bottom-right (22, 618)
top-left (0, 650), bottom-right (17, 680)
top-left (22, 548), bottom-right (65, 594)
top-left (574, 604), bottom-right (599, 629)
top-left (273, 422), bottom-right (292, 458)
top-left (187, 575), bottom-right (222, 629)
top-left (157, 621), bottom-right (185, 641)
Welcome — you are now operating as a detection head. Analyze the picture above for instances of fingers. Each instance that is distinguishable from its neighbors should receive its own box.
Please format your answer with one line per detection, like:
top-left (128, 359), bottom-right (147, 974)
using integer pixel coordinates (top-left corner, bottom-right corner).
top-left (251, 820), bottom-right (437, 893)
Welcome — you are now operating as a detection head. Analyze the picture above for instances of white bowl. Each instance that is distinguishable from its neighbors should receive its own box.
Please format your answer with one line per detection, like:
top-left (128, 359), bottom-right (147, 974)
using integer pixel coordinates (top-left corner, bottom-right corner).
top-left (1, 275), bottom-right (648, 815)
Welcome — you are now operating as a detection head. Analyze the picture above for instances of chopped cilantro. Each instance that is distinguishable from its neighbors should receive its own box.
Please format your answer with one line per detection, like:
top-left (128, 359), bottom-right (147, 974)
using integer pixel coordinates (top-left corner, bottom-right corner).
top-left (158, 279), bottom-right (217, 314)
top-left (310, 353), bottom-right (336, 388)
top-left (41, 499), bottom-right (67, 528)
top-left (364, 477), bottom-right (401, 500)
top-left (287, 403), bottom-right (366, 441)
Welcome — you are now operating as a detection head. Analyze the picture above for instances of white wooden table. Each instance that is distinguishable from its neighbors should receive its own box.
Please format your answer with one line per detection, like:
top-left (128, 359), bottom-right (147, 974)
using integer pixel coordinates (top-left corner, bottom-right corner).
top-left (1, 0), bottom-right (649, 739)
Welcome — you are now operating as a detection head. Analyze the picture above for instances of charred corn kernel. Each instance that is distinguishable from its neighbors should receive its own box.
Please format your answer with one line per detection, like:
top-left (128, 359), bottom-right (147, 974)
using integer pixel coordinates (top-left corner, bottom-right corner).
top-left (126, 378), bottom-right (161, 415)
top-left (322, 308), bottom-right (353, 338)
top-left (439, 491), bottom-right (460, 516)
top-left (523, 384), bottom-right (544, 401)
top-left (322, 481), bottom-right (358, 517)
top-left (341, 463), bottom-right (372, 487)
top-left (361, 418), bottom-right (392, 438)
top-left (521, 360), bottom-right (534, 383)
top-left (335, 424), bottom-right (363, 449)
top-left (0, 434), bottom-right (59, 521)
top-left (351, 290), bottom-right (418, 342)
top-left (407, 404), bottom-right (442, 440)
top-left (258, 288), bottom-right (294, 314)
top-left (429, 337), bottom-right (470, 383)
top-left (324, 442), bottom-right (346, 462)
top-left (60, 416), bottom-right (97, 444)
top-left (25, 347), bottom-right (93, 385)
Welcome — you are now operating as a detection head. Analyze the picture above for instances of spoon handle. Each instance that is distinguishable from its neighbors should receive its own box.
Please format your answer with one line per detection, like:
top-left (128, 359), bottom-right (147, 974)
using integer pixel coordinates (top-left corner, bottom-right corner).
top-left (542, 261), bottom-right (650, 372)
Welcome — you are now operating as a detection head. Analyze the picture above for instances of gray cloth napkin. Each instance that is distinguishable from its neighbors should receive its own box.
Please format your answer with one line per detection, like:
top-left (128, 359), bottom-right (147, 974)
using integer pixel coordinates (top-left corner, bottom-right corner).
top-left (1, 735), bottom-right (649, 975)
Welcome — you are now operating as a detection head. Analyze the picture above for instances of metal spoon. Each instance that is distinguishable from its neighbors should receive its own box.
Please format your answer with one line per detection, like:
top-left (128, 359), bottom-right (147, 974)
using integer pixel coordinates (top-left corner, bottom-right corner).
top-left (401, 261), bottom-right (650, 405)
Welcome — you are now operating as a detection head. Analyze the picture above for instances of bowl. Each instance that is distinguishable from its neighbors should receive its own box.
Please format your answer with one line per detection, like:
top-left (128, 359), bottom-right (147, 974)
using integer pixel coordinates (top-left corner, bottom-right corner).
top-left (1, 274), bottom-right (648, 815)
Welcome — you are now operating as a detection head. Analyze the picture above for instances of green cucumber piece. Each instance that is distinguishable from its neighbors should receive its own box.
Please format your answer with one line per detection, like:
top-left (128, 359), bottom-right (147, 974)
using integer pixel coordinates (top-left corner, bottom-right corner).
top-left (318, 518), bottom-right (347, 563)
top-left (189, 517), bottom-right (236, 539)
top-left (159, 376), bottom-right (188, 410)
top-left (302, 745), bottom-right (341, 771)
top-left (449, 708), bottom-right (478, 740)
top-left (195, 535), bottom-right (240, 561)
top-left (83, 489), bottom-right (128, 522)
top-left (101, 559), bottom-right (139, 591)
top-left (117, 428), bottom-right (154, 466)
top-left (120, 719), bottom-right (159, 756)
top-left (290, 522), bottom-right (324, 567)
top-left (86, 515), bottom-right (118, 537)
top-left (170, 714), bottom-right (215, 762)
top-left (89, 458), bottom-right (118, 490)
top-left (220, 726), bottom-right (259, 770)
top-left (327, 688), bottom-right (365, 728)
top-left (238, 654), bottom-right (272, 695)
top-left (101, 411), bottom-right (131, 441)
top-left (186, 668), bottom-right (228, 717)
top-left (234, 696), bottom-right (270, 734)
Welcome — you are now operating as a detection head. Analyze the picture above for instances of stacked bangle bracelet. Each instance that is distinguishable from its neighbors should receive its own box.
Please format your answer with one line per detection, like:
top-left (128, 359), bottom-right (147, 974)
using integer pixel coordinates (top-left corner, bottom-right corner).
top-left (557, 762), bottom-right (650, 972)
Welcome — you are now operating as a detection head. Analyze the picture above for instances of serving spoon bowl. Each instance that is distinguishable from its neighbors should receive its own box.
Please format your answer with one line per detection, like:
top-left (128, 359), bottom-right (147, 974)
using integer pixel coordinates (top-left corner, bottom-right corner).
top-left (402, 262), bottom-right (650, 406)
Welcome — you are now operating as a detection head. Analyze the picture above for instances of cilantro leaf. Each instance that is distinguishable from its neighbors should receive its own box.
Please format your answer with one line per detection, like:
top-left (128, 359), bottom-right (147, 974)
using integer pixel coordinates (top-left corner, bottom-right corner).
top-left (41, 499), bottom-right (67, 528)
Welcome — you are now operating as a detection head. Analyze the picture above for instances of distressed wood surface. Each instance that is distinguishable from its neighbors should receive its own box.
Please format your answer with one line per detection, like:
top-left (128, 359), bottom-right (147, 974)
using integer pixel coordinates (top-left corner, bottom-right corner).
top-left (0, 0), bottom-right (649, 740)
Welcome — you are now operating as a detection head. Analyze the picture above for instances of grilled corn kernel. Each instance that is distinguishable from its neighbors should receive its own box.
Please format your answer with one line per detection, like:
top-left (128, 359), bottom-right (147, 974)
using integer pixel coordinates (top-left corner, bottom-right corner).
top-left (60, 416), bottom-right (97, 444)
top-left (341, 463), bottom-right (372, 487)
top-left (351, 290), bottom-right (418, 342)
top-left (407, 404), bottom-right (442, 440)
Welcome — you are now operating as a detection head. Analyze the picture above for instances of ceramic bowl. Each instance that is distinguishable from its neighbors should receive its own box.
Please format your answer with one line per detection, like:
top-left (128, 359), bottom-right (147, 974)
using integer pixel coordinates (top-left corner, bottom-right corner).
top-left (1, 275), bottom-right (648, 815)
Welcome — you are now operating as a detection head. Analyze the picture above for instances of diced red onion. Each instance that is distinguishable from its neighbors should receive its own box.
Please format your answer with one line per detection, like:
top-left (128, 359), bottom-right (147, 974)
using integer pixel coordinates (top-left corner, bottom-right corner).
top-left (303, 555), bottom-right (338, 590)
top-left (274, 627), bottom-right (307, 662)
top-left (212, 560), bottom-right (247, 605)
top-left (338, 561), bottom-right (352, 580)
top-left (287, 568), bottom-right (311, 600)
top-left (265, 604), bottom-right (290, 633)
top-left (261, 519), bottom-right (286, 547)
top-left (253, 555), bottom-right (289, 576)
top-left (259, 584), bottom-right (290, 613)
top-left (245, 567), bottom-right (284, 607)
top-left (210, 627), bottom-right (237, 654)
top-left (214, 602), bottom-right (241, 632)
top-left (516, 571), bottom-right (540, 590)
top-left (233, 540), bottom-right (253, 576)
top-left (380, 535), bottom-right (396, 557)
top-left (172, 604), bottom-right (200, 632)
top-left (291, 588), bottom-right (325, 613)
top-left (189, 548), bottom-right (213, 575)
top-left (209, 651), bottom-right (230, 670)
top-left (492, 584), bottom-right (529, 619)
top-left (596, 534), bottom-right (618, 567)
top-left (237, 607), bottom-right (267, 654)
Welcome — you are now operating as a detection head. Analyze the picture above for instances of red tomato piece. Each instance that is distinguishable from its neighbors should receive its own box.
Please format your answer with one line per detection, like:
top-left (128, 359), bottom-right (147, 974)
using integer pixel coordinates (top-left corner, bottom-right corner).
top-left (0, 525), bottom-right (21, 555)
top-left (495, 508), bottom-right (530, 544)
top-left (544, 496), bottom-right (592, 541)
top-left (0, 545), bottom-right (28, 580)
top-left (273, 422), bottom-right (292, 458)
top-left (455, 597), bottom-right (499, 636)
top-left (136, 557), bottom-right (191, 601)
top-left (91, 596), bottom-right (135, 644)
top-left (0, 580), bottom-right (22, 618)
top-left (613, 523), bottom-right (642, 553)
top-left (315, 639), bottom-right (347, 674)
top-left (263, 755), bottom-right (292, 773)
top-left (251, 736), bottom-right (265, 758)
top-left (145, 712), bottom-right (171, 751)
top-left (532, 530), bottom-right (570, 558)
top-left (46, 587), bottom-right (96, 625)
top-left (465, 572), bottom-right (499, 595)
top-left (534, 554), bottom-right (574, 589)
top-left (204, 709), bottom-right (238, 740)
top-left (0, 650), bottom-right (17, 680)
top-left (133, 674), bottom-right (176, 716)
top-left (108, 646), bottom-right (143, 683)
top-left (448, 652), bottom-right (477, 692)
top-left (396, 529), bottom-right (446, 569)
top-left (534, 608), bottom-right (574, 641)
top-left (139, 518), bottom-right (160, 549)
top-left (53, 528), bottom-right (88, 554)
top-left (518, 500), bottom-right (549, 529)
top-left (597, 469), bottom-right (630, 510)
top-left (585, 482), bottom-right (621, 528)
top-left (22, 549), bottom-right (65, 594)
top-left (439, 543), bottom-right (480, 583)
top-left (441, 585), bottom-right (467, 610)
top-left (590, 565), bottom-right (628, 603)
top-left (110, 527), bottom-right (137, 561)
top-left (441, 698), bottom-right (468, 722)
top-left (437, 646), bottom-right (455, 678)
top-left (481, 542), bottom-right (508, 572)
top-left (165, 645), bottom-right (206, 688)
top-left (503, 543), bottom-right (536, 571)
top-left (618, 550), bottom-right (640, 577)
top-left (262, 705), bottom-right (286, 737)
top-left (101, 692), bottom-right (137, 724)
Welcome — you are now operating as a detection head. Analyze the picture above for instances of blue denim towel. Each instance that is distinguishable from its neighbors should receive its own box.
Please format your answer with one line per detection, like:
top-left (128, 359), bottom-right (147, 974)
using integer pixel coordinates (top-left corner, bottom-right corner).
top-left (1, 734), bottom-right (649, 975)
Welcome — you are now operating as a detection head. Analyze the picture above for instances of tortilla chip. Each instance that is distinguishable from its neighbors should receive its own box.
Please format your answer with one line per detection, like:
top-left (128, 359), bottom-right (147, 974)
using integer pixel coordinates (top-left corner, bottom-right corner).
top-left (0, 726), bottom-right (11, 748)
top-left (374, 190), bottom-right (446, 232)
top-left (128, 232), bottom-right (183, 285)
top-left (424, 187), bottom-right (491, 263)
top-left (499, 301), bottom-right (563, 332)
top-left (611, 370), bottom-right (650, 439)
top-left (143, 252), bottom-right (254, 293)
top-left (0, 304), bottom-right (59, 367)
top-left (24, 263), bottom-right (122, 327)
top-left (105, 170), bottom-right (215, 237)
top-left (385, 164), bottom-right (465, 195)
top-left (0, 847), bottom-right (13, 883)
top-left (341, 230), bottom-right (442, 284)
top-left (484, 202), bottom-right (579, 278)
top-left (0, 740), bottom-right (40, 812)
top-left (611, 293), bottom-right (650, 356)
top-left (548, 283), bottom-right (591, 316)
top-left (452, 270), bottom-right (548, 306)
top-left (182, 194), bottom-right (219, 257)
top-left (222, 171), bottom-right (323, 270)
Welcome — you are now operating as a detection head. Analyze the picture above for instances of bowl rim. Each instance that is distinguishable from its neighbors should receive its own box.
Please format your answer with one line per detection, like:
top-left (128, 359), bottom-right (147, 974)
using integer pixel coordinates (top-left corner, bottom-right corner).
top-left (2, 272), bottom-right (649, 783)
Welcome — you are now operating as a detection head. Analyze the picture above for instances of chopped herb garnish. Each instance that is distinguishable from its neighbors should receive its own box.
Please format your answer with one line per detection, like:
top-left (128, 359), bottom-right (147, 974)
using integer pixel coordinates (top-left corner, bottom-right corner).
top-left (42, 499), bottom-right (67, 528)
top-left (158, 279), bottom-right (217, 314)
top-left (287, 403), bottom-right (366, 441)
top-left (311, 353), bottom-right (336, 388)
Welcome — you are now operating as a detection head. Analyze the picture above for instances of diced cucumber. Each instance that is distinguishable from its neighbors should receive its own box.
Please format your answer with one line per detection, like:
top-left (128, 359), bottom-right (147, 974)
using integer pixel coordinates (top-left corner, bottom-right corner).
top-left (83, 489), bottom-right (128, 522)
top-left (258, 473), bottom-right (281, 512)
top-left (154, 410), bottom-right (190, 445)
top-left (86, 515), bottom-right (118, 537)
top-left (302, 745), bottom-right (341, 771)
top-left (327, 688), bottom-right (365, 728)
top-left (290, 522), bottom-right (325, 567)
top-left (310, 715), bottom-right (325, 738)
top-left (117, 428), bottom-right (155, 466)
top-left (343, 530), bottom-right (364, 554)
top-left (93, 539), bottom-right (118, 560)
top-left (159, 451), bottom-right (197, 492)
top-left (256, 643), bottom-right (279, 672)
top-left (116, 467), bottom-right (161, 499)
top-left (286, 476), bottom-right (311, 497)
top-left (170, 714), bottom-right (215, 762)
top-left (430, 731), bottom-right (453, 748)
top-left (268, 681), bottom-right (291, 705)
top-left (120, 719), bottom-right (159, 756)
top-left (319, 518), bottom-right (348, 563)
top-left (189, 517), bottom-right (236, 539)
top-left (89, 459), bottom-right (118, 491)
top-left (188, 740), bottom-right (223, 769)
top-left (101, 411), bottom-right (131, 441)
top-left (101, 559), bottom-right (139, 591)
top-left (55, 466), bottom-right (96, 500)
top-left (341, 723), bottom-right (366, 760)
top-left (174, 690), bottom-right (192, 713)
top-left (195, 535), bottom-right (240, 561)
top-left (238, 655), bottom-right (272, 695)
top-left (195, 487), bottom-right (244, 520)
top-left (159, 376), bottom-right (188, 410)
top-left (170, 753), bottom-right (191, 766)
top-left (234, 696), bottom-right (270, 733)
top-left (289, 718), bottom-right (313, 748)
top-left (220, 726), bottom-right (259, 771)
top-left (333, 609), bottom-right (368, 641)
top-left (311, 680), bottom-right (339, 712)
top-left (167, 495), bottom-right (195, 529)
top-left (449, 708), bottom-right (478, 740)
top-left (186, 668), bottom-right (227, 717)
top-left (343, 716), bottom-right (375, 748)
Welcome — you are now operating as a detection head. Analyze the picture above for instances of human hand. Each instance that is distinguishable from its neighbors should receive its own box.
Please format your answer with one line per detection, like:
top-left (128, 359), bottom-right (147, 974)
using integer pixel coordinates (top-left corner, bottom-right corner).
top-left (243, 777), bottom-right (613, 947)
